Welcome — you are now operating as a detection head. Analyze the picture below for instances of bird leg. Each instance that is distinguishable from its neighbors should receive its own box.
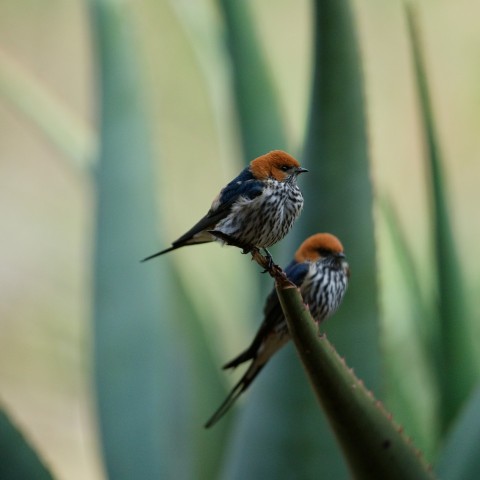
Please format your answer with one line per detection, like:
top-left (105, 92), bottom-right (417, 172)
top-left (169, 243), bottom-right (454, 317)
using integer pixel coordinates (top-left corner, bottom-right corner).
top-left (250, 249), bottom-right (287, 283)
top-left (208, 230), bottom-right (286, 281)
top-left (262, 248), bottom-right (274, 271)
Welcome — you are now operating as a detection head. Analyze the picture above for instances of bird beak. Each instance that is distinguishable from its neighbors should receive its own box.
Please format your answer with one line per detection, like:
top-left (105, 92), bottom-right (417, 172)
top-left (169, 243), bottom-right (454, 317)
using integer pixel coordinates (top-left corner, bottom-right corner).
top-left (335, 252), bottom-right (346, 259)
top-left (295, 167), bottom-right (308, 175)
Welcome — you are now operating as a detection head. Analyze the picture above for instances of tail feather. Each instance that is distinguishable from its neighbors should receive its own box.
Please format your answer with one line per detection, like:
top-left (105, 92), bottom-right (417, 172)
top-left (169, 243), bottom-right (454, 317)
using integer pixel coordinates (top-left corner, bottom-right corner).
top-left (204, 380), bottom-right (245, 429)
top-left (141, 245), bottom-right (180, 262)
top-left (204, 362), bottom-right (265, 428)
top-left (141, 240), bottom-right (212, 262)
top-left (222, 347), bottom-right (256, 370)
top-left (222, 322), bottom-right (274, 370)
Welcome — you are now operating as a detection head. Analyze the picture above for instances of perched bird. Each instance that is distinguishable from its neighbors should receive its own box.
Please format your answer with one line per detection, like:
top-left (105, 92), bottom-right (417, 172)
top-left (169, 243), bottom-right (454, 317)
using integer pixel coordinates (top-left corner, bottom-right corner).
top-left (142, 150), bottom-right (307, 261)
top-left (204, 233), bottom-right (350, 428)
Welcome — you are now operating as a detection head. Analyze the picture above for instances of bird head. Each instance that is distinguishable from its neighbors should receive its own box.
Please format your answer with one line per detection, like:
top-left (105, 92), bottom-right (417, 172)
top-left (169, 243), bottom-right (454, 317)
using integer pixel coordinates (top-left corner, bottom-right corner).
top-left (250, 150), bottom-right (308, 182)
top-left (295, 233), bottom-right (350, 276)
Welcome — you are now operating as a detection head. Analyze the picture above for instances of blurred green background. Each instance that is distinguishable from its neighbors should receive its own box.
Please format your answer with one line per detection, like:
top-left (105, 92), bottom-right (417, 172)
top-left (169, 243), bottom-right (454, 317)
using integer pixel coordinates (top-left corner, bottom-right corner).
top-left (0, 0), bottom-right (479, 479)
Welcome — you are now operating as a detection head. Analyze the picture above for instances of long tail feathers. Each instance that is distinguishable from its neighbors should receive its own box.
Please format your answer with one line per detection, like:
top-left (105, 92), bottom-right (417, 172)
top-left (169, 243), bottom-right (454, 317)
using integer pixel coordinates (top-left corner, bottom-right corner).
top-left (141, 245), bottom-right (179, 262)
top-left (141, 240), bottom-right (213, 262)
top-left (204, 379), bottom-right (246, 429)
top-left (204, 362), bottom-right (265, 429)
top-left (222, 347), bottom-right (256, 370)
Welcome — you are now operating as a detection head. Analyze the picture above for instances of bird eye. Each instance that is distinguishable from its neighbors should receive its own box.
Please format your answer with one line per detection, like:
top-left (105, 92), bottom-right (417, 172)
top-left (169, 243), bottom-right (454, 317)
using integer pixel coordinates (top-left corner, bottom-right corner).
top-left (280, 165), bottom-right (289, 171)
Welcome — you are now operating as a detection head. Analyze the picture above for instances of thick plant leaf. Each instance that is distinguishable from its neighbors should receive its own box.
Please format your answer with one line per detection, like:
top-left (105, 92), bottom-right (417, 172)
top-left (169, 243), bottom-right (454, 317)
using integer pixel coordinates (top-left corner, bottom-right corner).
top-left (276, 282), bottom-right (434, 480)
top-left (218, 0), bottom-right (288, 161)
top-left (172, 272), bottom-right (233, 480)
top-left (405, 4), bottom-right (478, 430)
top-left (217, 0), bottom-right (346, 476)
top-left (0, 408), bottom-right (54, 480)
top-left (379, 198), bottom-right (434, 351)
top-left (0, 48), bottom-right (94, 169)
top-left (286, 0), bottom-right (380, 475)
top-left (379, 197), bottom-right (439, 456)
top-left (91, 1), bottom-right (189, 478)
top-left (220, 346), bottom-right (348, 479)
top-left (222, 0), bottom-right (379, 477)
top-left (215, 1), bottom-right (329, 475)
top-left (300, 0), bottom-right (380, 390)
top-left (0, 410), bottom-right (53, 480)
top-left (436, 385), bottom-right (480, 480)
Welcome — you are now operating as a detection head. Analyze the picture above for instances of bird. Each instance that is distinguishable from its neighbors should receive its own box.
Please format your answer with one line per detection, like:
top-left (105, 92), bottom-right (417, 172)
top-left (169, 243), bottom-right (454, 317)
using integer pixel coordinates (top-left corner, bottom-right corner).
top-left (204, 233), bottom-right (350, 428)
top-left (142, 150), bottom-right (307, 262)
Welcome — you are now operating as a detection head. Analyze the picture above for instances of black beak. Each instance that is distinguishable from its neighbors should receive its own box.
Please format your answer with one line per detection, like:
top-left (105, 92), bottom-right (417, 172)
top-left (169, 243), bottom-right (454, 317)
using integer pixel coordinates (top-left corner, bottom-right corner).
top-left (296, 167), bottom-right (308, 174)
top-left (335, 252), bottom-right (346, 259)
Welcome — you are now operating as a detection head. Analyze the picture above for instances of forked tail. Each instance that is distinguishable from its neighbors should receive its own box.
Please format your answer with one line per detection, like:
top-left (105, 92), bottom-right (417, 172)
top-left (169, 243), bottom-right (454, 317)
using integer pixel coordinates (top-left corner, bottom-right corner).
top-left (141, 245), bottom-right (179, 262)
top-left (204, 362), bottom-right (265, 428)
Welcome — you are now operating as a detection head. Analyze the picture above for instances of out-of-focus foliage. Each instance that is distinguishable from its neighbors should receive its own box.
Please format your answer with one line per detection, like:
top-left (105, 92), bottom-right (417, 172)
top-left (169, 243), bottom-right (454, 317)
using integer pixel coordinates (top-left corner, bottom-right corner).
top-left (91, 1), bottom-right (183, 478)
top-left (405, 4), bottom-right (478, 431)
top-left (91, 1), bottom-right (238, 478)
top-left (437, 386), bottom-right (480, 480)
top-left (0, 407), bottom-right (54, 480)
top-left (0, 0), bottom-right (479, 479)
top-left (218, 0), bottom-right (288, 161)
top-left (276, 284), bottom-right (432, 480)
top-left (223, 0), bottom-right (379, 478)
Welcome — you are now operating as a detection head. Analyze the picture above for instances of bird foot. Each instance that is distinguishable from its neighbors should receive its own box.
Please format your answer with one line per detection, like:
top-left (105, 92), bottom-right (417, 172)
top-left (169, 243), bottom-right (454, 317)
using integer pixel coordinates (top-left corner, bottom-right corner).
top-left (250, 248), bottom-right (287, 283)
top-left (208, 230), bottom-right (288, 283)
top-left (260, 248), bottom-right (274, 273)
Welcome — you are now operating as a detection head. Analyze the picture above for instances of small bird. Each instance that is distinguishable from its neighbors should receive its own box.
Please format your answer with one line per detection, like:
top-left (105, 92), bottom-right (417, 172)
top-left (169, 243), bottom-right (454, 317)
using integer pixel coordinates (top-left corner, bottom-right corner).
top-left (204, 233), bottom-right (350, 428)
top-left (142, 150), bottom-right (307, 261)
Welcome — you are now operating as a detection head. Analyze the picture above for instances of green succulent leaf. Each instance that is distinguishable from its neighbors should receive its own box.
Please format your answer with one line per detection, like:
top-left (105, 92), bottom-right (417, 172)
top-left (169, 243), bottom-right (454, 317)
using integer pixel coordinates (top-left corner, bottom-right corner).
top-left (276, 282), bottom-right (434, 480)
top-left (218, 0), bottom-right (288, 161)
top-left (405, 3), bottom-right (478, 430)
top-left (91, 1), bottom-right (189, 478)
top-left (436, 385), bottom-right (480, 480)
top-left (0, 407), bottom-right (54, 480)
top-left (222, 0), bottom-right (380, 477)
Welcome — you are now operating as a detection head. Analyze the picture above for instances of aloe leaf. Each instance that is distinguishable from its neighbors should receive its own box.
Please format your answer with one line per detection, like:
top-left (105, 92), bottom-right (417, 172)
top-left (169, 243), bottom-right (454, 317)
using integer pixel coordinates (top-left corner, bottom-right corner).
top-left (379, 196), bottom-right (439, 456)
top-left (229, 348), bottom-right (352, 478)
top-left (91, 1), bottom-right (188, 478)
top-left (293, 0), bottom-right (380, 473)
top-left (300, 0), bottom-right (380, 388)
top-left (379, 197), bottom-right (434, 350)
top-left (0, 407), bottom-right (54, 480)
top-left (220, 0), bottom-right (346, 479)
top-left (405, 3), bottom-right (477, 429)
top-left (0, 49), bottom-right (94, 170)
top-left (218, 0), bottom-right (288, 161)
top-left (436, 385), bottom-right (480, 480)
top-left (276, 282), bottom-right (434, 480)
top-left (172, 272), bottom-right (232, 480)
top-left (223, 0), bottom-right (379, 477)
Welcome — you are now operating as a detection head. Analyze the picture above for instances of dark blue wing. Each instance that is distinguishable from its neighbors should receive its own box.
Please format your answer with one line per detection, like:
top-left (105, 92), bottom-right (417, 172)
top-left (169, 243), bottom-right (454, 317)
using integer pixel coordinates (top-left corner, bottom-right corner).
top-left (172, 167), bottom-right (264, 246)
top-left (223, 260), bottom-right (309, 369)
top-left (217, 167), bottom-right (264, 206)
top-left (284, 260), bottom-right (310, 287)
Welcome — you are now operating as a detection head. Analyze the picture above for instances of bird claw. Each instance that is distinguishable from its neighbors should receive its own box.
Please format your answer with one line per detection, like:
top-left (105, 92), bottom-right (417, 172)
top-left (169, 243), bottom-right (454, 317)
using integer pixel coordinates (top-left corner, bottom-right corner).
top-left (260, 256), bottom-right (274, 274)
top-left (263, 249), bottom-right (274, 271)
top-left (208, 230), bottom-right (287, 280)
top-left (250, 248), bottom-right (285, 280)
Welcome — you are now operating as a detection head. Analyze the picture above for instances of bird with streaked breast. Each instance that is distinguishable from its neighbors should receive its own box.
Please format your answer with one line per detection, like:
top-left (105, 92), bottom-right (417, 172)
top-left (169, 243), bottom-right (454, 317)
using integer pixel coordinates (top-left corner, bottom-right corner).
top-left (142, 150), bottom-right (307, 261)
top-left (204, 233), bottom-right (350, 428)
